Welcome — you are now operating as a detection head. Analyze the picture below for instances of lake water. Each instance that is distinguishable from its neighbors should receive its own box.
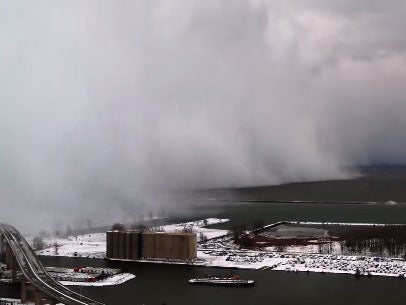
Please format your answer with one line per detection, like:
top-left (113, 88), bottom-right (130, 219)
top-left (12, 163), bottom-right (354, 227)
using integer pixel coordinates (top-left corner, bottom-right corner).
top-left (188, 201), bottom-right (406, 230)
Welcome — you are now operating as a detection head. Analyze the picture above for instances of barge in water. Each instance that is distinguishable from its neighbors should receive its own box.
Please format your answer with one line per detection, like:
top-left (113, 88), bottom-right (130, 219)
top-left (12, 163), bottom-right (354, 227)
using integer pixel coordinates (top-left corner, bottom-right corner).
top-left (188, 274), bottom-right (254, 286)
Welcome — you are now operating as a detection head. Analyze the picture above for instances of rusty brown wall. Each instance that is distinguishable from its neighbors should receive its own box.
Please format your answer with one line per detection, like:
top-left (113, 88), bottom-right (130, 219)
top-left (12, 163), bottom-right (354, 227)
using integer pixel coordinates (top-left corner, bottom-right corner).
top-left (107, 231), bottom-right (196, 261)
top-left (141, 232), bottom-right (197, 260)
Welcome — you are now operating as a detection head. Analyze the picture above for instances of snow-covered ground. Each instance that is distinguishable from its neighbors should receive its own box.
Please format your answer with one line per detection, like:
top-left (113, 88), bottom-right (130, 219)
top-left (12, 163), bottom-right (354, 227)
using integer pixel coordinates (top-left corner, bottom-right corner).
top-left (36, 233), bottom-right (107, 258)
top-left (196, 247), bottom-right (406, 277)
top-left (159, 218), bottom-right (229, 240)
top-left (0, 298), bottom-right (61, 305)
top-left (263, 242), bottom-right (342, 255)
top-left (35, 218), bottom-right (229, 258)
top-left (33, 218), bottom-right (406, 279)
top-left (195, 224), bottom-right (406, 277)
top-left (60, 273), bottom-right (135, 286)
top-left (110, 245), bottom-right (406, 278)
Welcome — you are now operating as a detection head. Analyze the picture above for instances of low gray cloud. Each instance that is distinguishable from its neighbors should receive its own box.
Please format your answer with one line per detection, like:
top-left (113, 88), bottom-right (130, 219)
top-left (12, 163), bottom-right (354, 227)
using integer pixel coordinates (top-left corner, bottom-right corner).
top-left (0, 0), bottom-right (405, 232)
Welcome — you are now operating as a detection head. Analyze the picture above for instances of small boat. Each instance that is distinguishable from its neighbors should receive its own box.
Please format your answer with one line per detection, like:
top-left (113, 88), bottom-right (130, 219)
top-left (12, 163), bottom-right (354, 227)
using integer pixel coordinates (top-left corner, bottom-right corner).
top-left (188, 274), bottom-right (255, 286)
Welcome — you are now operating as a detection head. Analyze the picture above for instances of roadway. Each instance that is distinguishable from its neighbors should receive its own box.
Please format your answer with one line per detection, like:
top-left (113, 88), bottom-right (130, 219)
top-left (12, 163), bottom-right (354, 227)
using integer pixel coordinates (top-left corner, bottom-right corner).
top-left (0, 224), bottom-right (105, 305)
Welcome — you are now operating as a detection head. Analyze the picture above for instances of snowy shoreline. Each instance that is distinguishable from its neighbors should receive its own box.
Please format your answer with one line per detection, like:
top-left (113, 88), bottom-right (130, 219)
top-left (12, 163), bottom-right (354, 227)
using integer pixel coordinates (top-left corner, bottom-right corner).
top-left (106, 250), bottom-right (406, 279)
top-left (288, 220), bottom-right (406, 226)
top-left (35, 218), bottom-right (230, 259)
top-left (0, 298), bottom-right (52, 305)
top-left (60, 273), bottom-right (136, 286)
top-left (33, 218), bottom-right (406, 279)
top-left (196, 248), bottom-right (406, 277)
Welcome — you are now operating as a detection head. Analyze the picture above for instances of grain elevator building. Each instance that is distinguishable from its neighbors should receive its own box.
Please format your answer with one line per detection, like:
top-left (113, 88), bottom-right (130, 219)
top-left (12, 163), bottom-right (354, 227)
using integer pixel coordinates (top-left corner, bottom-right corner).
top-left (106, 230), bottom-right (197, 261)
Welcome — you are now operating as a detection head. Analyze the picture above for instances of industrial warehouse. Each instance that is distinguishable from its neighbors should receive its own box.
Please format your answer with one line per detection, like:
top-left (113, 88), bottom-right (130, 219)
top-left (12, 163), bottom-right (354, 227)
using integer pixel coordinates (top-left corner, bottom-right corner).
top-left (106, 230), bottom-right (197, 261)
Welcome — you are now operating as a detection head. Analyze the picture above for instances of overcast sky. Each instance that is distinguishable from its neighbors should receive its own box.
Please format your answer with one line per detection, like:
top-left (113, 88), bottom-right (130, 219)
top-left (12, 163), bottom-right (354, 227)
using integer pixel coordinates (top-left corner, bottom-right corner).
top-left (1, 0), bottom-right (406, 232)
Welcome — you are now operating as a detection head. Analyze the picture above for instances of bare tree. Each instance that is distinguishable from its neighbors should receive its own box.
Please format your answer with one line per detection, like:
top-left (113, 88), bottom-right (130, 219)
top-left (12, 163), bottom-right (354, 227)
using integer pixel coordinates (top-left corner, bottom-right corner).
top-left (111, 223), bottom-right (126, 231)
top-left (53, 242), bottom-right (60, 255)
top-left (182, 224), bottom-right (193, 233)
top-left (130, 224), bottom-right (150, 232)
top-left (86, 218), bottom-right (92, 229)
top-left (65, 225), bottom-right (72, 236)
top-left (33, 237), bottom-right (45, 251)
top-left (199, 232), bottom-right (208, 242)
top-left (230, 224), bottom-right (246, 243)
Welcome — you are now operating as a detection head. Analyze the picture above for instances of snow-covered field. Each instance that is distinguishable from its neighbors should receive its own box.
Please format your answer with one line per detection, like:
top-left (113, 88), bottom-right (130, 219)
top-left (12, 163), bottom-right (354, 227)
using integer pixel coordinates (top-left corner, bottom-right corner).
top-left (36, 233), bottom-right (107, 258)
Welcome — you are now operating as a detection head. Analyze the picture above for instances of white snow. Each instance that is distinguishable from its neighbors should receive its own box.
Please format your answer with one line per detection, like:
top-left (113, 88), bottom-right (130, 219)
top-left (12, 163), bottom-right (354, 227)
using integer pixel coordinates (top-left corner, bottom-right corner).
top-left (60, 273), bottom-right (135, 286)
top-left (33, 218), bottom-right (406, 279)
top-left (159, 218), bottom-right (229, 240)
top-left (0, 299), bottom-right (62, 305)
top-left (1, 299), bottom-right (33, 305)
top-left (35, 218), bottom-right (229, 258)
top-left (195, 248), bottom-right (406, 278)
top-left (36, 233), bottom-right (107, 258)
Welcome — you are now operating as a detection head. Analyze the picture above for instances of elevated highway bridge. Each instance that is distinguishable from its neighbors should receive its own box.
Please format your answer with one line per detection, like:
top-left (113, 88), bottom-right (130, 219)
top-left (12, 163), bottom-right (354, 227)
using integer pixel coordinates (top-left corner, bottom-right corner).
top-left (0, 224), bottom-right (106, 305)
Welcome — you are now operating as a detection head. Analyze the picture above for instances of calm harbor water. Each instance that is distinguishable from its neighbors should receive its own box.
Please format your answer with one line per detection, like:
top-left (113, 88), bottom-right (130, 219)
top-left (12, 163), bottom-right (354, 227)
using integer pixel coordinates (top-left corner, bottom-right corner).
top-left (2, 201), bottom-right (406, 305)
top-left (20, 256), bottom-right (406, 305)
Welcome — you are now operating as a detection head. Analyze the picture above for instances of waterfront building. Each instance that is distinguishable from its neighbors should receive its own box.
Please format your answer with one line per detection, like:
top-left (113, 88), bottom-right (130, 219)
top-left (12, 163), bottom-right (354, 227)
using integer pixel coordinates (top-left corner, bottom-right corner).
top-left (106, 230), bottom-right (197, 261)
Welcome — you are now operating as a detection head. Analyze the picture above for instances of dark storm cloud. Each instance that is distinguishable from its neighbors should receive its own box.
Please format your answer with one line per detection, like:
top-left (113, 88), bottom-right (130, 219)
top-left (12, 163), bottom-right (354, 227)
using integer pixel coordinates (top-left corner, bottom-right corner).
top-left (0, 0), bottom-right (405, 231)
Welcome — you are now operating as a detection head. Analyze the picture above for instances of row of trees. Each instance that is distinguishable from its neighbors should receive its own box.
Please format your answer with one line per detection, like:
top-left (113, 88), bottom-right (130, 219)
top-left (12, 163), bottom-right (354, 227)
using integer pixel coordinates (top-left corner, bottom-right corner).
top-left (339, 225), bottom-right (406, 258)
top-left (111, 223), bottom-right (154, 232)
top-left (111, 222), bottom-right (199, 234)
